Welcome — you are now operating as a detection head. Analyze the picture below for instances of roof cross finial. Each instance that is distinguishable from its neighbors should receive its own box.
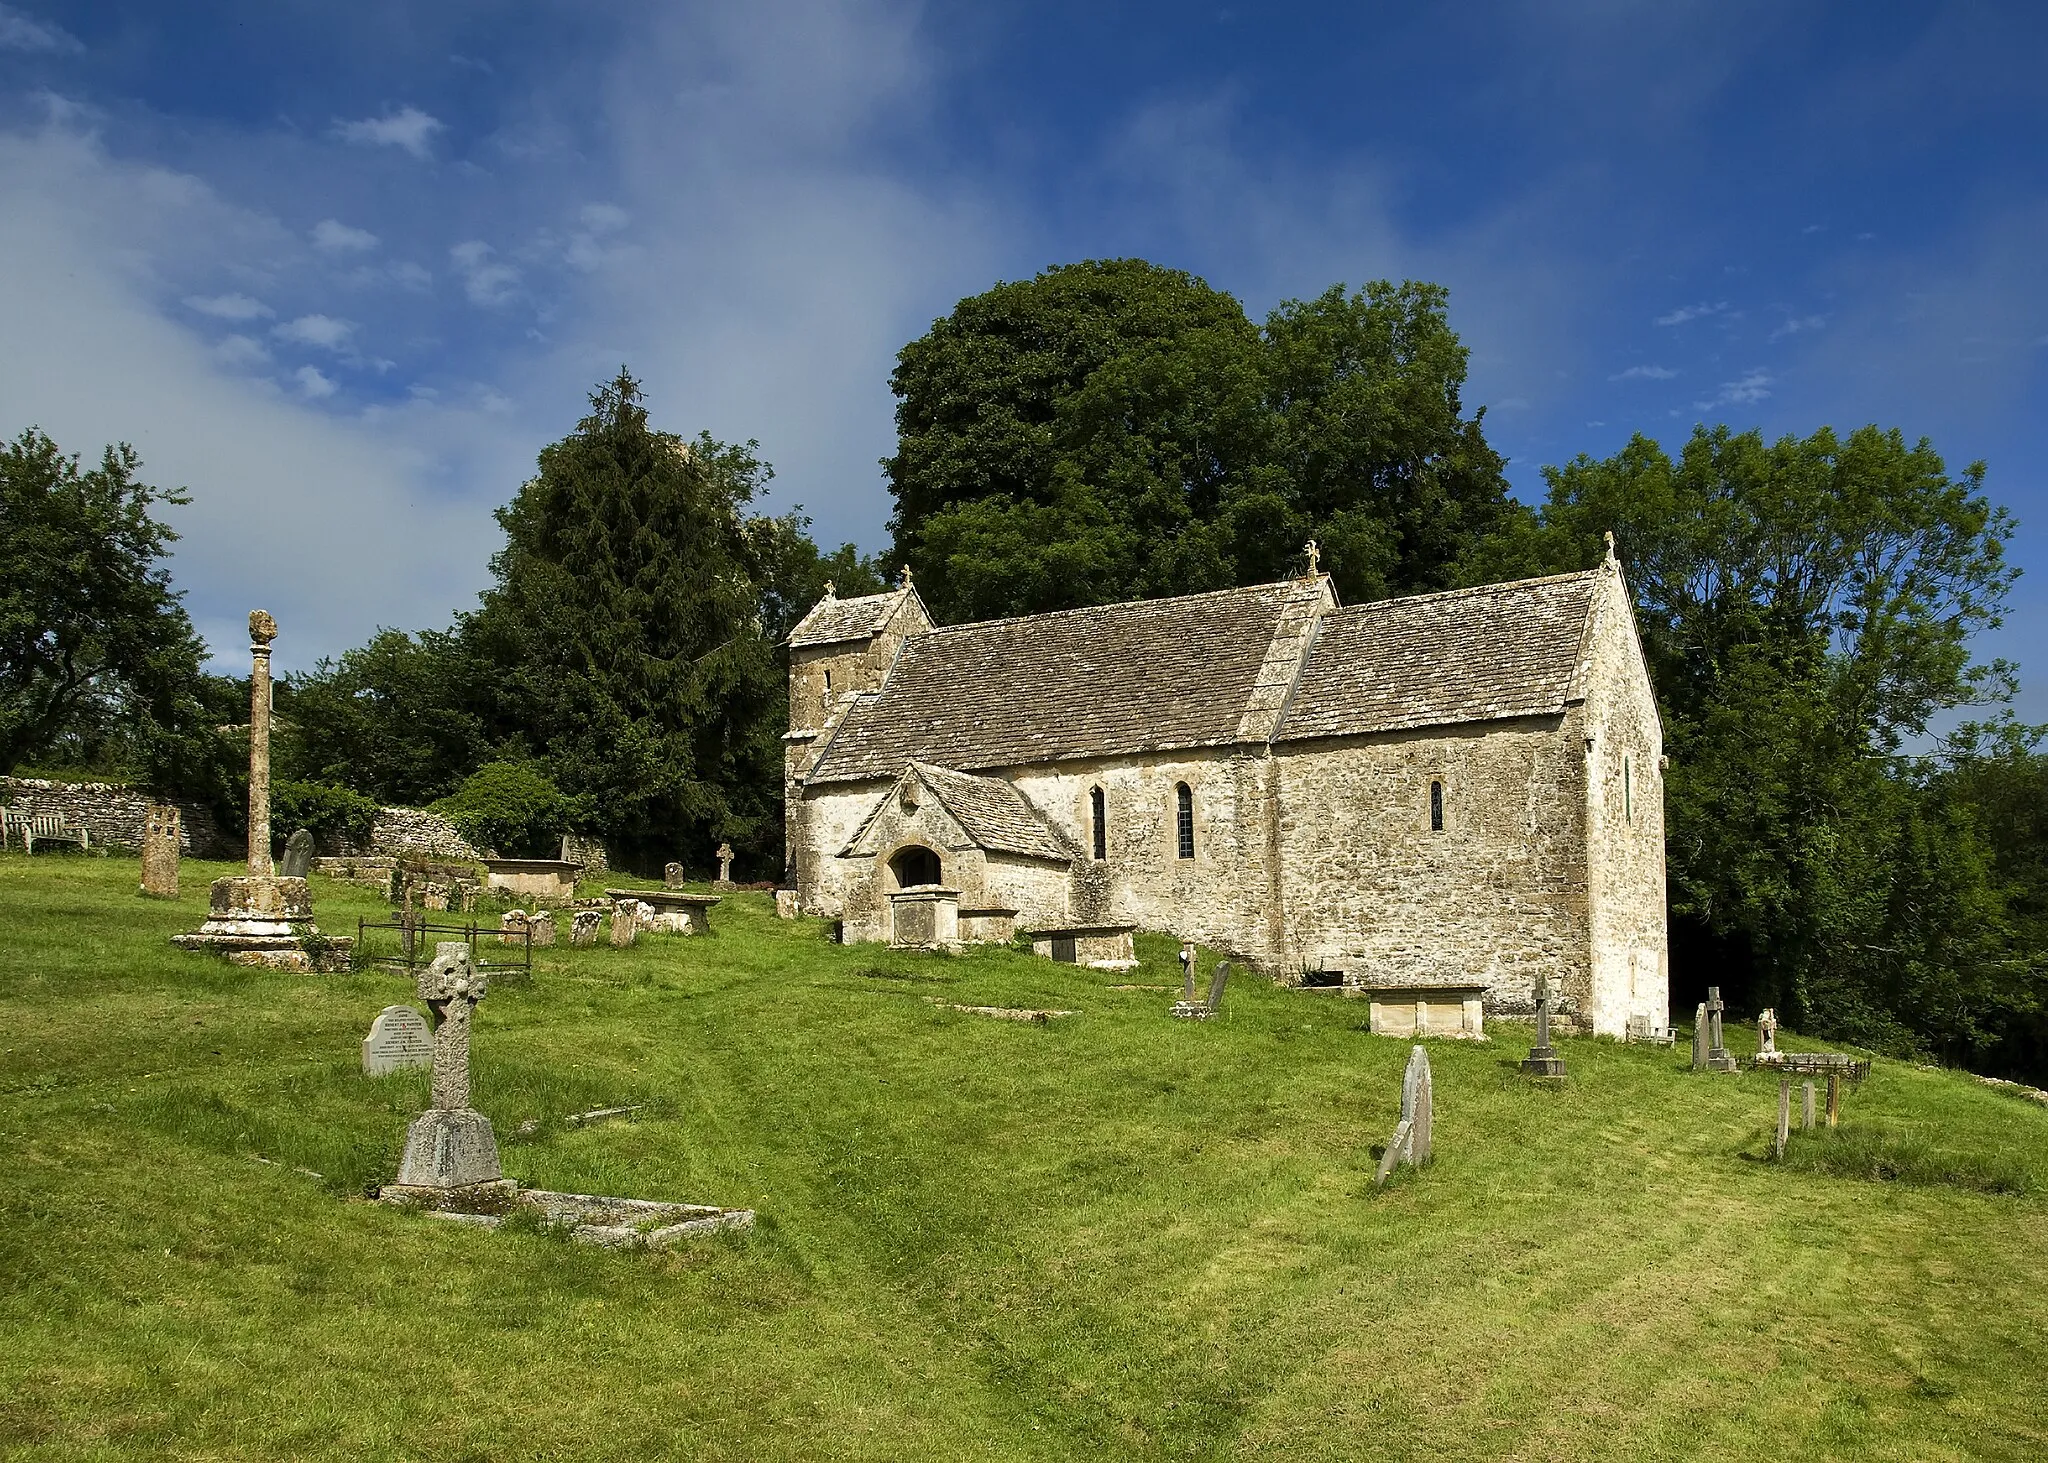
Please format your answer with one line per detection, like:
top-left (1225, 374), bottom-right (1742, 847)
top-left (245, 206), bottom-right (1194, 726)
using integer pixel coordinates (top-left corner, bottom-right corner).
top-left (821, 579), bottom-right (836, 600)
top-left (1303, 538), bottom-right (1321, 578)
top-left (1603, 530), bottom-right (1618, 565)
top-left (898, 563), bottom-right (914, 590)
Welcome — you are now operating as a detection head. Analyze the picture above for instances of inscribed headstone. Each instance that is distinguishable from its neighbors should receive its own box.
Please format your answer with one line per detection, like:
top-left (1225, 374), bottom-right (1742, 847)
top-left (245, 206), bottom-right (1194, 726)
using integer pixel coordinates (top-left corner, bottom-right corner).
top-left (280, 828), bottom-right (314, 880)
top-left (362, 1004), bottom-right (434, 1076)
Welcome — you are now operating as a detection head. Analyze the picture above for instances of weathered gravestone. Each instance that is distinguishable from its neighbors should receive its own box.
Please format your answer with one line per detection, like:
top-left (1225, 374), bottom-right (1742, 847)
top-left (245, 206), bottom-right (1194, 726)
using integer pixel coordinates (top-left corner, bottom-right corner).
top-left (280, 828), bottom-right (314, 880)
top-left (1376, 1045), bottom-right (1434, 1184)
top-left (1702, 986), bottom-right (1739, 1073)
top-left (362, 1004), bottom-right (434, 1076)
top-left (570, 909), bottom-right (601, 947)
top-left (140, 804), bottom-right (181, 899)
top-left (1757, 1007), bottom-right (1779, 1058)
top-left (1521, 971), bottom-right (1567, 1077)
top-left (528, 910), bottom-right (556, 947)
top-left (609, 899), bottom-right (641, 947)
top-left (712, 842), bottom-right (736, 891)
top-left (1691, 1003), bottom-right (1710, 1070)
top-left (387, 943), bottom-right (507, 1202)
top-left (1179, 940), bottom-right (1197, 1002)
top-left (664, 861), bottom-right (686, 889)
top-left (498, 909), bottom-right (528, 946)
top-left (1172, 961), bottom-right (1229, 1020)
top-left (421, 881), bottom-right (450, 912)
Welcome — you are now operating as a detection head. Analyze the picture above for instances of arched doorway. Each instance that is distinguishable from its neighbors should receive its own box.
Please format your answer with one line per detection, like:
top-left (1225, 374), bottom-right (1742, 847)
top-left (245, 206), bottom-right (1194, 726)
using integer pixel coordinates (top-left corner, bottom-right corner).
top-left (889, 844), bottom-right (942, 889)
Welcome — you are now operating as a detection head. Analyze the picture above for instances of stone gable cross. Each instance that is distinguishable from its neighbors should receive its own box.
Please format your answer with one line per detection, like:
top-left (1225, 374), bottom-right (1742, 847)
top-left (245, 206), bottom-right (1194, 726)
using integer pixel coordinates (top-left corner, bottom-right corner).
top-left (1303, 538), bottom-right (1321, 577)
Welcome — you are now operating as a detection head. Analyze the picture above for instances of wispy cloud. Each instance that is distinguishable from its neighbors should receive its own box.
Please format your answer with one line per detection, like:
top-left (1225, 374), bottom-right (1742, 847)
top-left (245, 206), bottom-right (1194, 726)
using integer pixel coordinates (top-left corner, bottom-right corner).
top-left (449, 240), bottom-right (519, 305)
top-left (1654, 301), bottom-right (1728, 326)
top-left (1769, 313), bottom-right (1825, 341)
top-left (274, 313), bottom-right (356, 350)
top-left (1695, 368), bottom-right (1773, 410)
top-left (211, 334), bottom-right (270, 369)
top-left (311, 218), bottom-right (379, 252)
top-left (185, 292), bottom-right (271, 321)
top-left (0, 3), bottom-right (81, 53)
top-left (293, 365), bottom-right (338, 399)
top-left (332, 106), bottom-right (444, 159)
top-left (1609, 363), bottom-right (1677, 381)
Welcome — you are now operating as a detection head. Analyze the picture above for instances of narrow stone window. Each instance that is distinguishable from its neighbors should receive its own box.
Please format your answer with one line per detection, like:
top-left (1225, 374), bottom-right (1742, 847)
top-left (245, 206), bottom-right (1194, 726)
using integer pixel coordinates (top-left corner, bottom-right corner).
top-left (824, 668), bottom-right (832, 692)
top-left (1430, 779), bottom-right (1444, 833)
top-left (1176, 783), bottom-right (1195, 860)
top-left (1091, 786), bottom-right (1107, 861)
top-left (1624, 755), bottom-right (1633, 823)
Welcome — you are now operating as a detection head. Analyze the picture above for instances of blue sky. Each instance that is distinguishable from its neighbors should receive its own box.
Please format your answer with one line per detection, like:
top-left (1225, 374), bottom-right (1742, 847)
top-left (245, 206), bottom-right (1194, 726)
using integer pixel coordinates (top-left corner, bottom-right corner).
top-left (1, 1), bottom-right (2043, 720)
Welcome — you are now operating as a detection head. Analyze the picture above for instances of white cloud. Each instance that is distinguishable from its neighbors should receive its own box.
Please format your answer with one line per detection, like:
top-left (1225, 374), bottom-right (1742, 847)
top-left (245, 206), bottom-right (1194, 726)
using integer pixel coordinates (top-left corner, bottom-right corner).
top-left (1695, 369), bottom-right (1773, 410)
top-left (332, 106), bottom-right (444, 159)
top-left (449, 239), bottom-right (519, 305)
top-left (1769, 313), bottom-right (1826, 341)
top-left (1610, 363), bottom-right (1677, 381)
top-left (185, 292), bottom-right (272, 321)
top-left (311, 218), bottom-right (379, 252)
top-left (211, 333), bottom-right (270, 368)
top-left (580, 203), bottom-right (629, 234)
top-left (1654, 301), bottom-right (1728, 326)
top-left (0, 3), bottom-right (80, 53)
top-left (274, 313), bottom-right (356, 349)
top-left (293, 364), bottom-right (337, 398)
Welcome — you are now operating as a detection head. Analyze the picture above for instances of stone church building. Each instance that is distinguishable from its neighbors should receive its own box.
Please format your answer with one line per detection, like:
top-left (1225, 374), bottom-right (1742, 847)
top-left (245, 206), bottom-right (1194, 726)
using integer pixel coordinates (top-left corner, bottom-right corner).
top-left (783, 546), bottom-right (1668, 1036)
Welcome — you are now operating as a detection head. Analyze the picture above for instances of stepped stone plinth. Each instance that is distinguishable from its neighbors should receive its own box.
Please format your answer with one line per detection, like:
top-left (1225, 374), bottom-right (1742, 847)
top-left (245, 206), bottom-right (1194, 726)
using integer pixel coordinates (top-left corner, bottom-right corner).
top-left (170, 875), bottom-right (349, 971)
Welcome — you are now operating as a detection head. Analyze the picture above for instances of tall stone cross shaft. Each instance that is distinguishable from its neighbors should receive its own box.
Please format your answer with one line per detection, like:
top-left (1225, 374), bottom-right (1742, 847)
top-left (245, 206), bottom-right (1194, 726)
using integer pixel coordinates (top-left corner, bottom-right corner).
top-left (246, 609), bottom-right (278, 878)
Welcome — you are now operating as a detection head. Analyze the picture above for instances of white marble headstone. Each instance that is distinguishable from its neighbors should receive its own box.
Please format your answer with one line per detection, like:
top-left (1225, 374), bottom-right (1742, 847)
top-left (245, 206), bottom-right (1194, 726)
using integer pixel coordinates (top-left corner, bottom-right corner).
top-left (362, 1004), bottom-right (434, 1076)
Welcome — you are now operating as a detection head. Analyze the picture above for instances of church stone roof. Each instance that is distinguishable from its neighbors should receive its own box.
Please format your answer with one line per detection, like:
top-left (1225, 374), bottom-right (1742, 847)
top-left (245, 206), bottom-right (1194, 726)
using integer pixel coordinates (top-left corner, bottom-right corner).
top-left (804, 569), bottom-right (1606, 784)
top-left (910, 762), bottom-right (1071, 861)
top-left (807, 581), bottom-right (1318, 784)
top-left (1274, 570), bottom-right (1601, 743)
top-left (788, 587), bottom-right (908, 648)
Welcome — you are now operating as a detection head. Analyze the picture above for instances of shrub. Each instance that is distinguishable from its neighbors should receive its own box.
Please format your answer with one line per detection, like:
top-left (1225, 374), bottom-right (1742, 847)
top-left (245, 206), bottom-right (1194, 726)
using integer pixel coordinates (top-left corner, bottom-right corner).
top-left (270, 779), bottom-right (378, 853)
top-left (430, 762), bottom-right (576, 858)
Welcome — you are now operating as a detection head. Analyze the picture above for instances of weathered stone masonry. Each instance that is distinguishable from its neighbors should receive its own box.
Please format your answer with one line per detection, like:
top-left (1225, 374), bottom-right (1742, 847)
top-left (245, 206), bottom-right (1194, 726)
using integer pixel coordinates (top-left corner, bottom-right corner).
top-left (0, 777), bottom-right (235, 858)
top-left (784, 552), bottom-right (1668, 1036)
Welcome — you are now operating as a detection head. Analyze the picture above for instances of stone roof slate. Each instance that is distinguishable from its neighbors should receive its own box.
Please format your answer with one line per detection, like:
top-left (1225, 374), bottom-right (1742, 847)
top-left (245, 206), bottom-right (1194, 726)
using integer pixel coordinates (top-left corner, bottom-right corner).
top-left (788, 588), bottom-right (905, 648)
top-left (1274, 570), bottom-right (1601, 743)
top-left (807, 581), bottom-right (1311, 784)
top-left (803, 569), bottom-right (1605, 783)
top-left (911, 762), bottom-right (1071, 861)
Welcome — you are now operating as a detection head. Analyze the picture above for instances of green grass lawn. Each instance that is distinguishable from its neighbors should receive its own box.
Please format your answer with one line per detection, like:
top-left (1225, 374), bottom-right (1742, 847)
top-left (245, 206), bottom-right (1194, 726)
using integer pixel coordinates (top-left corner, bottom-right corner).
top-left (4, 851), bottom-right (2046, 1461)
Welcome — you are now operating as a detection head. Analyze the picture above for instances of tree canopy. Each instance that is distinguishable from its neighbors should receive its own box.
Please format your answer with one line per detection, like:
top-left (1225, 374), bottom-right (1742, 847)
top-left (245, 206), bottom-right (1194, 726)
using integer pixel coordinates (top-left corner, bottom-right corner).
top-left (886, 260), bottom-right (1515, 621)
top-left (0, 428), bottom-right (208, 779)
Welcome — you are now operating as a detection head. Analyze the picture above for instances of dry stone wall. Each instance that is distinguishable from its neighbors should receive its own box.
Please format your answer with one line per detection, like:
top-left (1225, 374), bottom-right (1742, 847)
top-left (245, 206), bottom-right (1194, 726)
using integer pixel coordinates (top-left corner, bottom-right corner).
top-left (361, 807), bottom-right (481, 861)
top-left (0, 777), bottom-right (235, 858)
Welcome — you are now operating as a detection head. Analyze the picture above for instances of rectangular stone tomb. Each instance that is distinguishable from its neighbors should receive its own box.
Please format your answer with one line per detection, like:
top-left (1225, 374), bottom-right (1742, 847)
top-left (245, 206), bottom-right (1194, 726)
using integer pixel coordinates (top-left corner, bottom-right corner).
top-left (481, 858), bottom-right (582, 905)
top-left (1028, 924), bottom-right (1138, 971)
top-left (1361, 981), bottom-right (1489, 1040)
top-left (604, 888), bottom-right (720, 936)
top-left (398, 1186), bottom-right (755, 1251)
top-left (889, 886), bottom-right (959, 949)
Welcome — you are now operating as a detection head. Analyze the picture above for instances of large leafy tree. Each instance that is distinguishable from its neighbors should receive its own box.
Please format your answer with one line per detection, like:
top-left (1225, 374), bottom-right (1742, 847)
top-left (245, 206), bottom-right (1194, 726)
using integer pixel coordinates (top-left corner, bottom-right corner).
top-left (0, 428), bottom-right (207, 777)
top-left (282, 628), bottom-right (493, 806)
top-left (1466, 424), bottom-right (2034, 1064)
top-left (886, 260), bottom-right (1514, 620)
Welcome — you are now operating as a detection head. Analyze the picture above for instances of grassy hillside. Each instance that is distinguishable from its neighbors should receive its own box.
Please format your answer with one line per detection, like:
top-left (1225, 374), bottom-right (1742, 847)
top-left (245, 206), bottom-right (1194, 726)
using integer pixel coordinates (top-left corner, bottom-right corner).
top-left (3, 852), bottom-right (2046, 1461)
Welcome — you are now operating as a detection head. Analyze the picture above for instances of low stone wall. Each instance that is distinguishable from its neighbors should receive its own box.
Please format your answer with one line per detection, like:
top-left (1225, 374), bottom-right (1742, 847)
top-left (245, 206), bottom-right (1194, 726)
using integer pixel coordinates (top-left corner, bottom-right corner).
top-left (361, 807), bottom-right (482, 862)
top-left (560, 832), bottom-right (610, 877)
top-left (0, 777), bottom-right (236, 858)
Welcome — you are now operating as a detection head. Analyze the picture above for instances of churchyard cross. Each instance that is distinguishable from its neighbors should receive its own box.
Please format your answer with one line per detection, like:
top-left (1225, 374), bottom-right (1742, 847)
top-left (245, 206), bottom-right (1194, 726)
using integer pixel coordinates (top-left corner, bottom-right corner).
top-left (1179, 940), bottom-right (1197, 1002)
top-left (1521, 971), bottom-right (1567, 1077)
top-left (714, 842), bottom-right (736, 888)
top-left (246, 610), bottom-right (277, 877)
top-left (389, 942), bottom-right (507, 1198)
top-left (1703, 986), bottom-right (1738, 1072)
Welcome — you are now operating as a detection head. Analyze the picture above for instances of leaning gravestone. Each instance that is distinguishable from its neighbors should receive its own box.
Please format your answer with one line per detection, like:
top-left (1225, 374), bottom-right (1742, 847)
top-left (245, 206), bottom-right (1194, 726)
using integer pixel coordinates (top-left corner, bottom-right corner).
top-left (280, 827), bottom-right (315, 880)
top-left (1691, 1003), bottom-right (1710, 1070)
top-left (1377, 1045), bottom-right (1434, 1184)
top-left (610, 899), bottom-right (641, 948)
top-left (362, 1004), bottom-right (434, 1076)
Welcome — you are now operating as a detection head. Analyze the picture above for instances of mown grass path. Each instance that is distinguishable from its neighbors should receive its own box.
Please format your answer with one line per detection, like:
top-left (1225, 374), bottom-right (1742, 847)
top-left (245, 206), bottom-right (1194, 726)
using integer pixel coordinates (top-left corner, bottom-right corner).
top-left (3, 853), bottom-right (2045, 1460)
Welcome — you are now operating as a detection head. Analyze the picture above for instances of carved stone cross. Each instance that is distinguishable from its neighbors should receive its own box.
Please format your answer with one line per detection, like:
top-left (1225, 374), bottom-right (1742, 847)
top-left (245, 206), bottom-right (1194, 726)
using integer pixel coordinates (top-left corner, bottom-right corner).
top-left (1303, 538), bottom-right (1321, 577)
top-left (715, 842), bottom-right (735, 884)
top-left (419, 941), bottom-right (489, 1111)
top-left (1521, 969), bottom-right (1567, 1076)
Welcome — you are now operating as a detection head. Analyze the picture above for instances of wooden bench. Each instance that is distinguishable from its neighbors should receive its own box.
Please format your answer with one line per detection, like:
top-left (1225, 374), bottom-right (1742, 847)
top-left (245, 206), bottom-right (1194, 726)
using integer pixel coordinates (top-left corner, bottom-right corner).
top-left (2, 809), bottom-right (92, 854)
